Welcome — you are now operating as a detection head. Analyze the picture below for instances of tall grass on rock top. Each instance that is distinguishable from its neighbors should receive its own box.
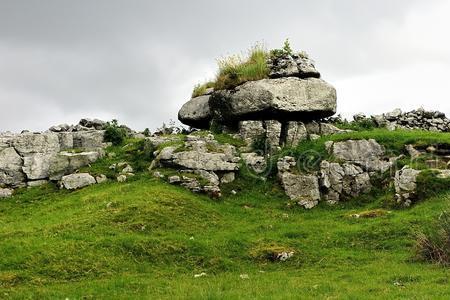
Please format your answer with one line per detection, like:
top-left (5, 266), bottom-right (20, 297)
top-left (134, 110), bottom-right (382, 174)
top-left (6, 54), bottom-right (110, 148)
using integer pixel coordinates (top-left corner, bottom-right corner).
top-left (192, 81), bottom-right (215, 98)
top-left (214, 44), bottom-right (269, 90)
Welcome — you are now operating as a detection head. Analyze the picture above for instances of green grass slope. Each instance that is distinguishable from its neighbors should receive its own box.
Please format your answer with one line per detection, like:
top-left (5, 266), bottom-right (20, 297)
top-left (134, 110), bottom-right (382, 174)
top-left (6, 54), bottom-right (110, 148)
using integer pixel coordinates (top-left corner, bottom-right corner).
top-left (1, 129), bottom-right (450, 299)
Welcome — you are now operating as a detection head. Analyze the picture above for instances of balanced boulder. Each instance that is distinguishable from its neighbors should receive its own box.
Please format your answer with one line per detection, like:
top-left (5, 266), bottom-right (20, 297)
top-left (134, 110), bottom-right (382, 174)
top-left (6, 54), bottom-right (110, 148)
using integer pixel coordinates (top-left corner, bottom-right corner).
top-left (178, 95), bottom-right (212, 129)
top-left (210, 77), bottom-right (336, 124)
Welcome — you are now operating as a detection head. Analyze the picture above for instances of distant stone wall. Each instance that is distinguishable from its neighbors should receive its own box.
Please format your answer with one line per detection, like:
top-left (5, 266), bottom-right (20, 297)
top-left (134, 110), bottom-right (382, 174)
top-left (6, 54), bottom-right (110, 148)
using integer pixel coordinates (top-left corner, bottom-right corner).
top-left (353, 108), bottom-right (450, 132)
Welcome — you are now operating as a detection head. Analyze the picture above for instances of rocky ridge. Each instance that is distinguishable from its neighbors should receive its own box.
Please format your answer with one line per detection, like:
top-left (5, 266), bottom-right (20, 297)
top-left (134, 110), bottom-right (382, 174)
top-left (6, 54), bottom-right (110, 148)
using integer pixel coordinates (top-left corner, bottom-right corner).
top-left (0, 118), bottom-right (109, 196)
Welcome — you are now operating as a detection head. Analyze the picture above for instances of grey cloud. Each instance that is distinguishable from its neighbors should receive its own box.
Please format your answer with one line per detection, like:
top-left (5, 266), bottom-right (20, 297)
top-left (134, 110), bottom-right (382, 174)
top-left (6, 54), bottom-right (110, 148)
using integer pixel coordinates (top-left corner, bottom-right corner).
top-left (0, 0), bottom-right (447, 132)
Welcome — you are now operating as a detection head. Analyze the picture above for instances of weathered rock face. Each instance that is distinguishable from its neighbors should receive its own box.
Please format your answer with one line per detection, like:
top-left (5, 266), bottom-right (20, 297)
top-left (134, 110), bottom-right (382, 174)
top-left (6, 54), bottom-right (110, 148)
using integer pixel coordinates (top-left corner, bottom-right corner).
top-left (72, 131), bottom-right (106, 150)
top-left (276, 139), bottom-right (396, 208)
top-left (320, 161), bottom-right (372, 204)
top-left (49, 151), bottom-right (102, 180)
top-left (0, 147), bottom-right (25, 187)
top-left (277, 156), bottom-right (320, 209)
top-left (13, 132), bottom-right (60, 155)
top-left (13, 133), bottom-right (60, 181)
top-left (61, 173), bottom-right (96, 190)
top-left (326, 139), bottom-right (393, 173)
top-left (241, 153), bottom-right (267, 174)
top-left (178, 95), bottom-right (212, 129)
top-left (210, 77), bottom-right (336, 124)
top-left (394, 166), bottom-right (421, 207)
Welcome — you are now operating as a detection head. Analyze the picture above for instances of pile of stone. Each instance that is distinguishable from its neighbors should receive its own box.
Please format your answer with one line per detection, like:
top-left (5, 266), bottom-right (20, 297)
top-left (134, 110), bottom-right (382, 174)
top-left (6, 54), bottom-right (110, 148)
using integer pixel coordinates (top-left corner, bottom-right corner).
top-left (49, 118), bottom-right (107, 132)
top-left (267, 51), bottom-right (320, 79)
top-left (354, 108), bottom-right (450, 132)
top-left (0, 119), bottom-right (109, 197)
top-left (277, 139), bottom-right (398, 209)
top-left (178, 49), bottom-right (338, 149)
top-left (150, 134), bottom-right (240, 197)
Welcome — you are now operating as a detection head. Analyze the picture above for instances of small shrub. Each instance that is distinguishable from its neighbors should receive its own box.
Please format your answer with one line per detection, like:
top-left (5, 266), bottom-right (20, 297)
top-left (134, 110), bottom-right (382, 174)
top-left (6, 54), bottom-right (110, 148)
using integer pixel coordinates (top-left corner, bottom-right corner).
top-left (104, 120), bottom-right (127, 146)
top-left (270, 38), bottom-right (294, 59)
top-left (126, 139), bottom-right (156, 172)
top-left (415, 211), bottom-right (450, 266)
top-left (143, 128), bottom-right (150, 137)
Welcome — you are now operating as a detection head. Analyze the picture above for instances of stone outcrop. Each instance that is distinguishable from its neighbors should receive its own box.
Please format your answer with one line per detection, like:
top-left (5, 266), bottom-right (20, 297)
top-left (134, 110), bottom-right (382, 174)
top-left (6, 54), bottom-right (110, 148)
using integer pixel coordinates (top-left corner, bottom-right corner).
top-left (0, 119), bottom-right (108, 193)
top-left (277, 139), bottom-right (395, 209)
top-left (394, 166), bottom-right (422, 207)
top-left (151, 134), bottom-right (240, 197)
top-left (326, 139), bottom-right (393, 173)
top-left (320, 161), bottom-right (371, 204)
top-left (61, 173), bottom-right (96, 190)
top-left (277, 156), bottom-right (320, 209)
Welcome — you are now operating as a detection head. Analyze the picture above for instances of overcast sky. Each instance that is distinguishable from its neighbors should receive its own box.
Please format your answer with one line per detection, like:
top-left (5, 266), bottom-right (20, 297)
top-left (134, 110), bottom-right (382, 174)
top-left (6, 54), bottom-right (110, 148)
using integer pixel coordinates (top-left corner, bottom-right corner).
top-left (1, 0), bottom-right (450, 132)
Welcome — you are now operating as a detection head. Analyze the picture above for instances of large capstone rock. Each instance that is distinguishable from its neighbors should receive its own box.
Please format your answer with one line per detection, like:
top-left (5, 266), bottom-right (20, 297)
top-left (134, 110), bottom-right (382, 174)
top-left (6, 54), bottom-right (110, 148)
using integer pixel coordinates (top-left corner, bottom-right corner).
top-left (49, 151), bottom-right (102, 180)
top-left (61, 173), bottom-right (96, 190)
top-left (0, 147), bottom-right (25, 187)
top-left (178, 95), bottom-right (212, 129)
top-left (210, 77), bottom-right (336, 124)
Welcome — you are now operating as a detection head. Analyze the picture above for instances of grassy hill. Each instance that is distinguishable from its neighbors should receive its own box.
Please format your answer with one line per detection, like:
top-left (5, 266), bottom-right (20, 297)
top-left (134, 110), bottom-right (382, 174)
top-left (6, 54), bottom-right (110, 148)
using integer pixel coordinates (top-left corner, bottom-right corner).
top-left (1, 129), bottom-right (450, 299)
